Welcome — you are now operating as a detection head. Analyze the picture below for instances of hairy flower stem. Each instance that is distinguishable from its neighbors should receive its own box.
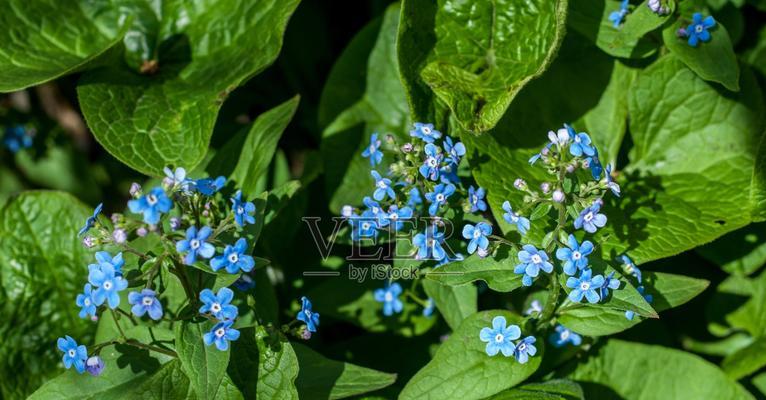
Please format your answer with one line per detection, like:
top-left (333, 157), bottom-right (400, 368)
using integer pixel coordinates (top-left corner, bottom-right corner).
top-left (539, 162), bottom-right (569, 325)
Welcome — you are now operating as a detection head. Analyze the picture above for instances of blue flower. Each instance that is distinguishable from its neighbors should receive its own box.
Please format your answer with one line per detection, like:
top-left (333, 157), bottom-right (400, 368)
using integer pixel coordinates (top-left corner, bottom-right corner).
top-left (528, 143), bottom-right (552, 165)
top-left (128, 187), bottom-right (172, 225)
top-left (462, 222), bottom-right (492, 255)
top-left (75, 284), bottom-right (97, 319)
top-left (374, 282), bottom-right (403, 316)
top-left (195, 176), bottom-right (226, 195)
top-left (599, 271), bottom-right (622, 299)
top-left (361, 133), bottom-right (383, 166)
top-left (502, 201), bottom-right (530, 235)
top-left (234, 273), bottom-right (256, 292)
top-left (203, 320), bottom-right (240, 351)
top-left (439, 166), bottom-right (460, 184)
top-left (176, 226), bottom-right (216, 265)
top-left (2, 125), bottom-right (33, 153)
top-left (88, 263), bottom-right (128, 309)
top-left (211, 238), bottom-right (254, 274)
top-left (386, 205), bottom-right (413, 231)
top-left (91, 251), bottom-right (125, 275)
top-left (363, 196), bottom-right (389, 227)
top-left (425, 183), bottom-right (455, 216)
top-left (407, 187), bottom-right (422, 208)
top-left (608, 0), bottom-right (629, 28)
top-left (549, 324), bottom-right (582, 348)
top-left (479, 316), bottom-right (520, 357)
top-left (514, 245), bottom-right (554, 286)
top-left (371, 170), bottom-right (396, 201)
top-left (556, 234), bottom-right (594, 276)
top-left (443, 136), bottom-right (466, 165)
top-left (620, 255), bottom-right (642, 283)
top-left (574, 201), bottom-right (607, 233)
top-left (163, 167), bottom-right (187, 188)
top-left (419, 143), bottom-right (443, 181)
top-left (413, 225), bottom-right (447, 261)
top-left (626, 286), bottom-right (654, 320)
top-left (568, 127), bottom-right (596, 157)
top-left (423, 298), bottom-right (435, 317)
top-left (231, 191), bottom-right (256, 227)
top-left (605, 164), bottom-right (621, 197)
top-left (297, 296), bottom-right (320, 332)
top-left (349, 213), bottom-right (378, 241)
top-left (468, 186), bottom-right (487, 213)
top-left (525, 299), bottom-right (543, 316)
top-left (410, 122), bottom-right (442, 143)
top-left (686, 13), bottom-right (715, 47)
top-left (57, 336), bottom-right (87, 374)
top-left (513, 336), bottom-right (537, 364)
top-left (78, 203), bottom-right (103, 236)
top-left (585, 148), bottom-right (603, 180)
top-left (128, 289), bottom-right (163, 320)
top-left (566, 269), bottom-right (605, 303)
top-left (199, 287), bottom-right (239, 320)
top-left (436, 252), bottom-right (464, 267)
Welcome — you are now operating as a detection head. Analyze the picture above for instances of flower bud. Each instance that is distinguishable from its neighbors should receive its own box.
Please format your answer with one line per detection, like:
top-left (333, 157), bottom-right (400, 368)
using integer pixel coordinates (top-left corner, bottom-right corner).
top-left (169, 217), bottom-right (181, 231)
top-left (161, 177), bottom-right (174, 189)
top-left (513, 178), bottom-right (527, 190)
top-left (552, 189), bottom-right (565, 203)
top-left (566, 163), bottom-right (576, 173)
top-left (540, 182), bottom-right (551, 194)
top-left (676, 27), bottom-right (688, 37)
top-left (112, 228), bottom-right (127, 244)
top-left (301, 329), bottom-right (312, 340)
top-left (341, 205), bottom-right (353, 218)
top-left (385, 134), bottom-right (395, 144)
top-left (136, 227), bottom-right (148, 237)
top-left (477, 247), bottom-right (489, 258)
top-left (401, 143), bottom-right (414, 153)
top-left (82, 236), bottom-right (96, 248)
top-left (86, 356), bottom-right (105, 376)
top-left (129, 182), bottom-right (142, 198)
top-left (541, 146), bottom-right (550, 156)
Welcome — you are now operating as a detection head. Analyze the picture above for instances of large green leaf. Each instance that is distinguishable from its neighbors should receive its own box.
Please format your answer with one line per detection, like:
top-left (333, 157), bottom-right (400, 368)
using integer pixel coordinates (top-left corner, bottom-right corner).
top-left (721, 336), bottom-right (766, 380)
top-left (400, 311), bottom-right (542, 400)
top-left (76, 0), bottom-right (301, 176)
top-left (0, 191), bottom-right (95, 398)
top-left (489, 379), bottom-right (584, 400)
top-left (175, 321), bottom-right (233, 399)
top-left (422, 279), bottom-right (476, 331)
top-left (293, 343), bottom-right (397, 399)
top-left (0, 1), bottom-right (129, 92)
top-left (256, 326), bottom-right (299, 399)
top-left (319, 3), bottom-right (409, 212)
top-left (726, 269), bottom-right (766, 337)
top-left (397, 0), bottom-right (568, 133)
top-left (698, 222), bottom-right (766, 275)
top-left (426, 253), bottom-right (523, 293)
top-left (568, 340), bottom-right (753, 399)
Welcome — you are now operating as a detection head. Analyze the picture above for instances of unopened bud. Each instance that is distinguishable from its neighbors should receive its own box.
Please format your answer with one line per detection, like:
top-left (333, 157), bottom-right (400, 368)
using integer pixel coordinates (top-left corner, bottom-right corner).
top-left (513, 178), bottom-right (527, 190)
top-left (169, 217), bottom-right (181, 231)
top-left (129, 182), bottom-right (142, 198)
top-left (112, 229), bottom-right (127, 244)
top-left (86, 356), bottom-right (105, 376)
top-left (385, 134), bottom-right (395, 144)
top-left (82, 236), bottom-right (96, 248)
top-left (401, 143), bottom-right (414, 153)
top-left (552, 189), bottom-right (565, 203)
top-left (540, 182), bottom-right (551, 194)
top-left (136, 227), bottom-right (148, 237)
top-left (477, 247), bottom-right (489, 258)
top-left (566, 163), bottom-right (576, 173)
top-left (341, 205), bottom-right (353, 218)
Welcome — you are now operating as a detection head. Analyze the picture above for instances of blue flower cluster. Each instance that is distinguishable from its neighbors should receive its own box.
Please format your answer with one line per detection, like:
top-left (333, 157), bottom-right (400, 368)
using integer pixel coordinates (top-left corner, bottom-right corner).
top-left (479, 316), bottom-right (537, 364)
top-left (200, 287), bottom-right (241, 350)
top-left (2, 125), bottom-right (33, 153)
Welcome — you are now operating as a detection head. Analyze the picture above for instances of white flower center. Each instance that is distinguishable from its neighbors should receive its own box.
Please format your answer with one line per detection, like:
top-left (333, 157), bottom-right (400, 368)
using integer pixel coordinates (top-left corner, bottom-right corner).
top-left (68, 349), bottom-right (76, 357)
top-left (369, 144), bottom-right (376, 153)
top-left (361, 222), bottom-right (371, 230)
top-left (237, 206), bottom-right (244, 214)
top-left (305, 310), bottom-right (312, 318)
top-left (427, 157), bottom-right (438, 167)
top-left (436, 194), bottom-right (445, 202)
top-left (384, 292), bottom-right (393, 302)
top-left (228, 253), bottom-right (239, 263)
top-left (561, 330), bottom-right (570, 340)
top-left (377, 181), bottom-right (387, 189)
top-left (580, 282), bottom-right (591, 290)
top-left (147, 194), bottom-right (158, 205)
top-left (84, 298), bottom-right (91, 306)
top-left (575, 136), bottom-right (582, 143)
top-left (511, 214), bottom-right (519, 222)
top-left (472, 195), bottom-right (478, 204)
top-left (494, 333), bottom-right (504, 343)
top-left (695, 24), bottom-right (704, 33)
top-left (372, 206), bottom-right (380, 214)
top-left (422, 127), bottom-right (431, 134)
top-left (518, 343), bottom-right (527, 351)
top-left (215, 328), bottom-right (226, 338)
top-left (531, 254), bottom-right (542, 264)
top-left (390, 213), bottom-right (399, 220)
top-left (572, 251), bottom-right (581, 260)
top-left (211, 303), bottom-right (221, 313)
top-left (103, 281), bottom-right (113, 290)
top-left (190, 239), bottom-right (201, 249)
top-left (584, 212), bottom-right (594, 222)
top-left (473, 229), bottom-right (482, 238)
top-left (142, 296), bottom-right (153, 306)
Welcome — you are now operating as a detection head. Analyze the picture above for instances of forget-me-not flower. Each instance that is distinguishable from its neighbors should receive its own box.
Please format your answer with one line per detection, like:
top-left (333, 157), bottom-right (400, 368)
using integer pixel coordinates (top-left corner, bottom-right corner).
top-left (549, 324), bottom-right (582, 348)
top-left (128, 187), bottom-right (172, 225)
top-left (462, 222), bottom-right (492, 255)
top-left (525, 299), bottom-right (543, 316)
top-left (163, 167), bottom-right (187, 188)
top-left (79, 203), bottom-right (103, 236)
top-left (57, 335), bottom-right (87, 374)
top-left (88, 263), bottom-right (128, 309)
top-left (514, 245), bottom-right (554, 286)
top-left (413, 225), bottom-right (447, 261)
top-left (605, 164), bottom-right (621, 197)
top-left (608, 0), bottom-right (629, 28)
top-left (686, 13), bottom-right (716, 47)
top-left (76, 284), bottom-right (97, 319)
top-left (420, 143), bottom-right (443, 181)
top-left (468, 186), bottom-right (487, 213)
top-left (90, 251), bottom-right (125, 276)
top-left (548, 126), bottom-right (571, 146)
top-left (199, 287), bottom-right (239, 320)
top-left (436, 252), bottom-right (464, 267)
top-left (574, 201), bottom-right (607, 233)
top-left (599, 271), bottom-right (622, 299)
top-left (514, 336), bottom-right (537, 364)
top-left (568, 126), bottom-right (596, 157)
top-left (211, 238), bottom-right (255, 274)
top-left (479, 316), bottom-right (520, 357)
top-left (231, 191), bottom-right (256, 227)
top-left (3, 125), bottom-right (33, 152)
top-left (128, 289), bottom-right (163, 320)
top-left (362, 133), bottom-right (383, 166)
top-left (297, 296), bottom-right (320, 332)
top-left (195, 176), bottom-right (226, 195)
top-left (443, 136), bottom-right (466, 166)
top-left (502, 201), bottom-right (530, 235)
top-left (371, 170), bottom-right (395, 201)
top-left (425, 183), bottom-right (455, 216)
top-left (203, 320), bottom-right (240, 351)
top-left (350, 213), bottom-right (378, 241)
top-left (176, 226), bottom-right (216, 265)
top-left (566, 269), bottom-right (605, 303)
top-left (556, 234), bottom-right (594, 276)
top-left (386, 205), bottom-right (413, 231)
top-left (374, 282), bottom-right (403, 316)
top-left (585, 148), bottom-right (603, 180)
top-left (410, 122), bottom-right (442, 143)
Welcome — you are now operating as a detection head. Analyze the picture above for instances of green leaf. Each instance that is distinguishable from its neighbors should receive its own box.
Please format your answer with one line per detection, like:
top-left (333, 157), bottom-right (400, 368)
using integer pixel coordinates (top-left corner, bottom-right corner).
top-left (488, 379), bottom-right (584, 400)
top-left (426, 253), bottom-right (523, 293)
top-left (726, 269), bottom-right (766, 337)
top-left (293, 342), bottom-right (397, 399)
top-left (400, 310), bottom-right (543, 400)
top-left (77, 0), bottom-right (301, 176)
top-left (0, 191), bottom-right (96, 398)
top-left (569, 0), bottom-right (675, 59)
top-left (682, 333), bottom-right (753, 357)
top-left (568, 339), bottom-right (753, 399)
top-left (319, 3), bottom-right (409, 212)
top-left (231, 96), bottom-right (300, 199)
top-left (0, 1), bottom-right (130, 92)
top-left (721, 336), bottom-right (766, 380)
top-left (256, 326), bottom-right (299, 399)
top-left (397, 0), bottom-right (568, 133)
top-left (698, 222), bottom-right (766, 275)
top-left (175, 321), bottom-right (233, 400)
top-left (662, 13), bottom-right (740, 91)
top-left (422, 279), bottom-right (477, 331)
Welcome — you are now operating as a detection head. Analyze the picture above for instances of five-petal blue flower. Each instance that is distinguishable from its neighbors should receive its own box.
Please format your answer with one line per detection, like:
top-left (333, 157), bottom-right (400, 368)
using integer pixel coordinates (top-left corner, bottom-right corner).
top-left (502, 201), bottom-right (530, 235)
top-left (462, 222), bottom-right (492, 255)
top-left (57, 335), bottom-right (88, 374)
top-left (568, 127), bottom-right (596, 157)
top-left (513, 336), bottom-right (538, 364)
top-left (128, 289), bottom-right (164, 320)
top-left (211, 238), bottom-right (255, 274)
top-left (76, 284), bottom-right (97, 319)
top-left (374, 282), bottom-right (403, 316)
top-left (297, 296), bottom-right (320, 332)
top-left (419, 143), bottom-right (443, 181)
top-left (425, 183), bottom-right (455, 216)
top-left (686, 13), bottom-right (715, 47)
top-left (371, 170), bottom-right (396, 201)
top-left (468, 186), bottom-right (487, 213)
top-left (128, 187), bottom-right (172, 225)
top-left (177, 226), bottom-right (216, 265)
top-left (556, 234), bottom-right (594, 276)
top-left (88, 263), bottom-right (128, 309)
top-left (410, 122), bottom-right (442, 143)
top-left (443, 136), bottom-right (465, 166)
top-left (413, 225), bottom-right (447, 261)
top-left (203, 320), bottom-right (240, 351)
top-left (361, 133), bottom-right (383, 166)
top-left (514, 245), bottom-right (554, 286)
top-left (479, 316), bottom-right (520, 357)
top-left (574, 201), bottom-right (607, 233)
top-left (549, 324), bottom-right (582, 348)
top-left (386, 205), bottom-right (413, 231)
top-left (566, 268), bottom-right (605, 303)
top-left (599, 271), bottom-right (622, 299)
top-left (199, 287), bottom-right (239, 320)
top-left (231, 191), bottom-right (256, 227)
